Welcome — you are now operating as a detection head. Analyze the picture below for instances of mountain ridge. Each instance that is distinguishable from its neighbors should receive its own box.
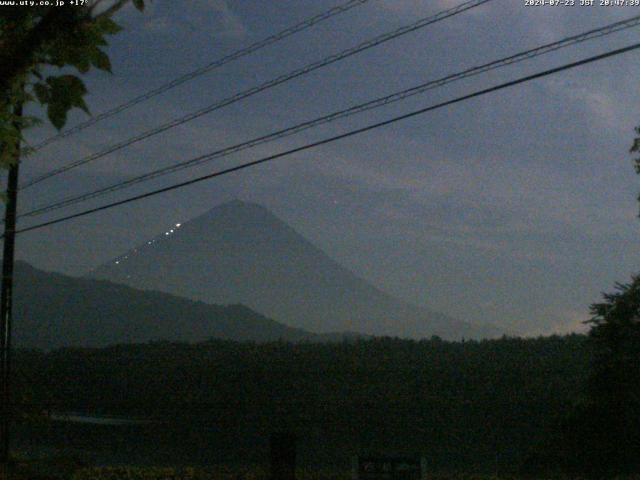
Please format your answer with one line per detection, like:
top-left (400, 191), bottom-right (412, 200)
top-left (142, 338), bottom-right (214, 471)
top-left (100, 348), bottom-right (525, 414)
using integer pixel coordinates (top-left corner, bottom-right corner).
top-left (89, 200), bottom-right (502, 340)
top-left (13, 260), bottom-right (352, 350)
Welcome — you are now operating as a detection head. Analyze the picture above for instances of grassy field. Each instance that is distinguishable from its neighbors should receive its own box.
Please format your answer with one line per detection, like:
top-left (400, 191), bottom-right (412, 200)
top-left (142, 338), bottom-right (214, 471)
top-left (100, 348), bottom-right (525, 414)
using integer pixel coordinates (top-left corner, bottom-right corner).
top-left (19, 463), bottom-right (615, 480)
top-left (69, 467), bottom-right (521, 480)
top-left (14, 462), bottom-right (542, 480)
top-left (14, 463), bottom-right (640, 479)
top-left (21, 464), bottom-right (353, 480)
top-left (69, 468), bottom-right (640, 480)
top-left (12, 457), bottom-right (640, 479)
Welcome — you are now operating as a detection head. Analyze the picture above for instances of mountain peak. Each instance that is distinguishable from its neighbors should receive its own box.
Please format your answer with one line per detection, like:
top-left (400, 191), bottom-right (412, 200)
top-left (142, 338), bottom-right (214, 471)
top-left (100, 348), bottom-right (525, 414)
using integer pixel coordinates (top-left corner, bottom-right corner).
top-left (90, 201), bottom-right (500, 340)
top-left (217, 198), bottom-right (262, 210)
top-left (194, 199), bottom-right (282, 225)
top-left (222, 198), bottom-right (256, 208)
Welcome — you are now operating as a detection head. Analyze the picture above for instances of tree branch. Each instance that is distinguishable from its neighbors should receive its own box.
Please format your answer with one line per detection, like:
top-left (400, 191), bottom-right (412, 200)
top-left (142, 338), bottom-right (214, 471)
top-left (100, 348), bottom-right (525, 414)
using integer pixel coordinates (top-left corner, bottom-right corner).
top-left (0, 7), bottom-right (69, 100)
top-left (0, 0), bottom-right (133, 101)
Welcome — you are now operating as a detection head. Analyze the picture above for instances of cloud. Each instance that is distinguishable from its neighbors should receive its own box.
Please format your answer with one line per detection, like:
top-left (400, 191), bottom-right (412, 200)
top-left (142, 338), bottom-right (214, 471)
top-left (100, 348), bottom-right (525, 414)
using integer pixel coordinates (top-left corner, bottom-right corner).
top-left (542, 77), bottom-right (620, 130)
top-left (207, 0), bottom-right (247, 39)
top-left (140, 0), bottom-right (247, 39)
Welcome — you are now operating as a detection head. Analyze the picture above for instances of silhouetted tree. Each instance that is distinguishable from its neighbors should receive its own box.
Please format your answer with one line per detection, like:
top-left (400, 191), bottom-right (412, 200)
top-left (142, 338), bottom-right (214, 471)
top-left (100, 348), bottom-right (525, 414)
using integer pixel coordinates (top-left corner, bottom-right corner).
top-left (560, 277), bottom-right (640, 477)
top-left (588, 278), bottom-right (640, 473)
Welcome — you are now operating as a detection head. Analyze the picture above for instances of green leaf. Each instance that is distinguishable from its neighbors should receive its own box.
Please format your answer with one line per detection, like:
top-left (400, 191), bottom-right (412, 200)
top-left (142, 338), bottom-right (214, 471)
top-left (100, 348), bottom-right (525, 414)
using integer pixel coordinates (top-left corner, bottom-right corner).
top-left (90, 48), bottom-right (112, 72)
top-left (47, 100), bottom-right (67, 130)
top-left (44, 75), bottom-right (89, 129)
top-left (73, 54), bottom-right (91, 73)
top-left (94, 16), bottom-right (122, 35)
top-left (132, 0), bottom-right (145, 11)
top-left (33, 82), bottom-right (50, 104)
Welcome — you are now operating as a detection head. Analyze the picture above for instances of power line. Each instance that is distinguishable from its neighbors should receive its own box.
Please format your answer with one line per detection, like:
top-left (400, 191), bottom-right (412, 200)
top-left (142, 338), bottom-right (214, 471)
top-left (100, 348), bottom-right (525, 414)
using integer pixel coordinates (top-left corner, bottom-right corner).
top-left (27, 0), bottom-right (373, 153)
top-left (19, 14), bottom-right (640, 220)
top-left (20, 0), bottom-right (494, 190)
top-left (13, 41), bottom-right (640, 237)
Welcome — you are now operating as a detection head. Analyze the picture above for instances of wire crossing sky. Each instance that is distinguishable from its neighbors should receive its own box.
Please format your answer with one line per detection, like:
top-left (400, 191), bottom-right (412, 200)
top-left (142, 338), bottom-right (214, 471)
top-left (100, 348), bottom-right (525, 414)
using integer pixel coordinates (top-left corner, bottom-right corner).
top-left (16, 0), bottom-right (640, 336)
top-left (15, 41), bottom-right (640, 236)
top-left (20, 0), bottom-right (494, 190)
top-left (26, 0), bottom-right (373, 153)
top-left (18, 13), bottom-right (640, 220)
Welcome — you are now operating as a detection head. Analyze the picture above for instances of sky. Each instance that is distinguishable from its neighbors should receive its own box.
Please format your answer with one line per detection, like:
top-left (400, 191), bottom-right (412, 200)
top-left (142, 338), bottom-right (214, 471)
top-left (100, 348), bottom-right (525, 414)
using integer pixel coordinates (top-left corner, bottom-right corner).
top-left (11, 0), bottom-right (640, 336)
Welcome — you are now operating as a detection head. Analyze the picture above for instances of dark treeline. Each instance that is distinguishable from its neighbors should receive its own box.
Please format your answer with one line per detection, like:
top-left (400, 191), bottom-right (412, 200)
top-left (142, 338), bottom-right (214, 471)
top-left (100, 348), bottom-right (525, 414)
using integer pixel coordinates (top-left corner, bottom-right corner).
top-left (12, 334), bottom-right (594, 474)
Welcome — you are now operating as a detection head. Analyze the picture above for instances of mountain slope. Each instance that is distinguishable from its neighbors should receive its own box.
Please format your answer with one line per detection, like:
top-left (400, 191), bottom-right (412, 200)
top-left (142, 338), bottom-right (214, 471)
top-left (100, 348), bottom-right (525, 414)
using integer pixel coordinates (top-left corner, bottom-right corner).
top-left (89, 200), bottom-right (501, 339)
top-left (13, 261), bottom-right (318, 350)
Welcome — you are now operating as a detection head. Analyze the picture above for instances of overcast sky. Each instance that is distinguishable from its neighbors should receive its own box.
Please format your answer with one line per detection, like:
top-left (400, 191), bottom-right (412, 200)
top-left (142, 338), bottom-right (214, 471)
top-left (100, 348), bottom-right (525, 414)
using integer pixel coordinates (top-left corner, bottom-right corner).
top-left (13, 0), bottom-right (640, 336)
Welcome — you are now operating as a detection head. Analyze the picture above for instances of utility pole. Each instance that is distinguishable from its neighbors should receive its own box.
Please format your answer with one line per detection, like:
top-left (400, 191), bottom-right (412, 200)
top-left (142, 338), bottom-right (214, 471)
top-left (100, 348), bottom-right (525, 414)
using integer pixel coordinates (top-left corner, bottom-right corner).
top-left (0, 101), bottom-right (22, 479)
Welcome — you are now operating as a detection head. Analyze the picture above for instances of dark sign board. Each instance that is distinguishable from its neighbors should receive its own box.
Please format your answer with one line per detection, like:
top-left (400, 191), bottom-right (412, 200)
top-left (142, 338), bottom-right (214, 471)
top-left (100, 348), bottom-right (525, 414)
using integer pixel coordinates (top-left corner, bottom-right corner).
top-left (354, 455), bottom-right (424, 480)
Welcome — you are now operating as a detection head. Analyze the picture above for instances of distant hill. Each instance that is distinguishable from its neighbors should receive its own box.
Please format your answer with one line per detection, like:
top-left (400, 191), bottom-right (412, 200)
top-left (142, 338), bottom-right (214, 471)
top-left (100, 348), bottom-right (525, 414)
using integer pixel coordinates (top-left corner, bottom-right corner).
top-left (89, 200), bottom-right (501, 340)
top-left (13, 261), bottom-right (326, 350)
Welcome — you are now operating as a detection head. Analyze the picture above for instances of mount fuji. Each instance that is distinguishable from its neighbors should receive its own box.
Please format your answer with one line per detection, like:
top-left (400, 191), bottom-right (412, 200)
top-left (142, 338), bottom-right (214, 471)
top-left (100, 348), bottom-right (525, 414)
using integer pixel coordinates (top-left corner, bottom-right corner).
top-left (89, 200), bottom-right (501, 340)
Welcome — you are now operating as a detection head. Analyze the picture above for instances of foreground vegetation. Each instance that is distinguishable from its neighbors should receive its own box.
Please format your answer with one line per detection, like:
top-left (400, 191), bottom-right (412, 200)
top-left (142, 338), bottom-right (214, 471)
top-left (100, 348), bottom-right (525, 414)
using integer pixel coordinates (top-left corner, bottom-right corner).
top-left (13, 334), bottom-right (590, 475)
top-left (16, 463), bottom-right (633, 480)
top-left (9, 274), bottom-right (640, 477)
top-left (71, 466), bottom-right (345, 480)
top-left (14, 463), bottom-right (640, 480)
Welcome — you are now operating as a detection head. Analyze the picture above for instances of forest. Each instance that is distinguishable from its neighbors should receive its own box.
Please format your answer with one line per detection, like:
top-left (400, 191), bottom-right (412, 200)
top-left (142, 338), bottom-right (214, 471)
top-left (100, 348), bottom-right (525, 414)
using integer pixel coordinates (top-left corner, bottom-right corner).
top-left (10, 334), bottom-right (592, 475)
top-left (7, 278), bottom-right (640, 479)
top-left (7, 276), bottom-right (640, 478)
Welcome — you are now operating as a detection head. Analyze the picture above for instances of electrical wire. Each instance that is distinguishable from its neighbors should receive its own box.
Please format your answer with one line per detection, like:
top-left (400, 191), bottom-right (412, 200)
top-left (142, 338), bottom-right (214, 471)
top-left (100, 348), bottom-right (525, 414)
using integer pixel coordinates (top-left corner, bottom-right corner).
top-left (27, 0), bottom-right (373, 153)
top-left (18, 13), bottom-right (640, 219)
top-left (20, 0), bottom-right (494, 190)
top-left (12, 41), bottom-right (640, 236)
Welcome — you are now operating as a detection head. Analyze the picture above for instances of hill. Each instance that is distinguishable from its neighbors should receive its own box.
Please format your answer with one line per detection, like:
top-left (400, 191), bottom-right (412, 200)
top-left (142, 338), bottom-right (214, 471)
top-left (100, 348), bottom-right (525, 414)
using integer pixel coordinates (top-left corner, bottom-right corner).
top-left (89, 200), bottom-right (500, 340)
top-left (12, 261), bottom-right (320, 349)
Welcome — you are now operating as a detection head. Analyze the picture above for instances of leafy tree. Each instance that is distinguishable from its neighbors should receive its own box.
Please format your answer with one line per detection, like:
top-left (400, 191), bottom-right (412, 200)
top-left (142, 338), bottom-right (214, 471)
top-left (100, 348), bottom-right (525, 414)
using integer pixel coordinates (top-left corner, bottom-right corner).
top-left (631, 125), bottom-right (640, 216)
top-left (558, 127), bottom-right (640, 476)
top-left (0, 0), bottom-right (148, 167)
top-left (538, 129), bottom-right (640, 477)
top-left (0, 3), bottom-right (149, 470)
top-left (558, 279), bottom-right (640, 478)
top-left (585, 277), bottom-right (640, 474)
